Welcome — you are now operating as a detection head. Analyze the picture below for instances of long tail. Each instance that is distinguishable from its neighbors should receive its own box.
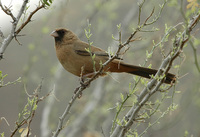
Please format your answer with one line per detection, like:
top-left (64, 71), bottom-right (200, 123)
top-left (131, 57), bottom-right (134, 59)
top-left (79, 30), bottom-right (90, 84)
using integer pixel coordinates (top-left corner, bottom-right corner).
top-left (111, 62), bottom-right (176, 84)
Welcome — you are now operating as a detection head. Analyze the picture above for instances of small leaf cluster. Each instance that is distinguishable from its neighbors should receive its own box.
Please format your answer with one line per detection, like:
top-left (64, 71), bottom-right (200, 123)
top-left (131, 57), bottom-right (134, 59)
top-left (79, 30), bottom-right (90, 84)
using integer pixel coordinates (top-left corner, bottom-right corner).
top-left (42, 0), bottom-right (53, 7)
top-left (84, 21), bottom-right (96, 72)
top-left (16, 95), bottom-right (38, 136)
top-left (0, 71), bottom-right (21, 88)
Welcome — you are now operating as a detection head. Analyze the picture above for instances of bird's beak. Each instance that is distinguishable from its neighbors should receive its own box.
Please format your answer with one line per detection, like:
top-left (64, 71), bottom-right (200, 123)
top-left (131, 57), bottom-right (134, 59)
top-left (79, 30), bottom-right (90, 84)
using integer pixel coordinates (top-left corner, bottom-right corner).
top-left (50, 31), bottom-right (59, 37)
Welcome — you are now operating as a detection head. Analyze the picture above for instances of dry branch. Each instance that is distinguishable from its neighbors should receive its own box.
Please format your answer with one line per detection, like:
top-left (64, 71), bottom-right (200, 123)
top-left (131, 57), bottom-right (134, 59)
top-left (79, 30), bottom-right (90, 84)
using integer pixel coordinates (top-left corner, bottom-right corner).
top-left (110, 13), bottom-right (200, 137)
top-left (52, 5), bottom-right (157, 137)
top-left (0, 1), bottom-right (45, 60)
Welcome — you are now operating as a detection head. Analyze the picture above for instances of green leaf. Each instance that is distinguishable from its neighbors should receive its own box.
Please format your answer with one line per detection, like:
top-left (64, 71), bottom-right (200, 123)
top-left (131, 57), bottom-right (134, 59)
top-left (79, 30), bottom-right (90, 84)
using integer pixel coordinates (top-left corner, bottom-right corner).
top-left (85, 48), bottom-right (90, 52)
top-left (18, 113), bottom-right (21, 119)
top-left (116, 118), bottom-right (121, 125)
top-left (84, 29), bottom-right (88, 34)
top-left (88, 33), bottom-right (92, 38)
top-left (116, 103), bottom-right (120, 111)
top-left (33, 104), bottom-right (37, 111)
top-left (184, 130), bottom-right (189, 137)
top-left (175, 91), bottom-right (181, 93)
top-left (2, 73), bottom-right (8, 79)
top-left (111, 34), bottom-right (115, 39)
top-left (123, 117), bottom-right (128, 124)
top-left (147, 64), bottom-right (152, 69)
top-left (146, 50), bottom-right (152, 59)
top-left (26, 5), bottom-right (30, 10)
top-left (0, 132), bottom-right (5, 137)
top-left (84, 29), bottom-right (88, 38)
top-left (117, 23), bottom-right (121, 30)
top-left (99, 60), bottom-right (103, 67)
top-left (28, 97), bottom-right (31, 105)
top-left (174, 65), bottom-right (180, 69)
top-left (164, 34), bottom-right (169, 42)
top-left (90, 41), bottom-right (93, 45)
top-left (43, 0), bottom-right (50, 6)
top-left (120, 93), bottom-right (124, 101)
top-left (92, 54), bottom-right (96, 59)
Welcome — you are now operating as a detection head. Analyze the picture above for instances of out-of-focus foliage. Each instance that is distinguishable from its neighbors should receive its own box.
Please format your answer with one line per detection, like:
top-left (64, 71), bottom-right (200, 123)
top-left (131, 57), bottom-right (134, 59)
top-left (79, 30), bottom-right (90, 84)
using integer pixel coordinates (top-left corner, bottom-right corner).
top-left (187, 0), bottom-right (199, 11)
top-left (0, 0), bottom-right (200, 137)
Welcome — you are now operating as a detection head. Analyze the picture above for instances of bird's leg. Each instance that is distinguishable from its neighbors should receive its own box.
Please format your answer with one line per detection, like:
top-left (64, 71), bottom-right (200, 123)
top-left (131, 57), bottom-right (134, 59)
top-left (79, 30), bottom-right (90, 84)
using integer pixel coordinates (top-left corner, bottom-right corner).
top-left (79, 66), bottom-right (89, 87)
top-left (79, 73), bottom-right (94, 87)
top-left (83, 72), bottom-right (96, 78)
top-left (79, 72), bottom-right (100, 88)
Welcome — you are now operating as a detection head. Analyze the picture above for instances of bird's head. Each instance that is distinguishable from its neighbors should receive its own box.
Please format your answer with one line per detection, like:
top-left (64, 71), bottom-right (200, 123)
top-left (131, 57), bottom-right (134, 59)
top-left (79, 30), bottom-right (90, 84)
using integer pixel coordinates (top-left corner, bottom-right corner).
top-left (51, 28), bottom-right (78, 44)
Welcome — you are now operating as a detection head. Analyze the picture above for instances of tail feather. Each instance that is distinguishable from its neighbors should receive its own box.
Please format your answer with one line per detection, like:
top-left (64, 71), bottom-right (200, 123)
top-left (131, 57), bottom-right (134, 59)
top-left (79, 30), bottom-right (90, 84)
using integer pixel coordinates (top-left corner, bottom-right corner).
top-left (113, 63), bottom-right (176, 84)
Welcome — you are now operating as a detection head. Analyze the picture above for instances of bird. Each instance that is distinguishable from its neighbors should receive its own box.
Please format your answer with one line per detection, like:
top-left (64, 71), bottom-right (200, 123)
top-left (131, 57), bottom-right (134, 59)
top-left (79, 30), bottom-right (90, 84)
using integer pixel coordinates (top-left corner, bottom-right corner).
top-left (51, 28), bottom-right (176, 84)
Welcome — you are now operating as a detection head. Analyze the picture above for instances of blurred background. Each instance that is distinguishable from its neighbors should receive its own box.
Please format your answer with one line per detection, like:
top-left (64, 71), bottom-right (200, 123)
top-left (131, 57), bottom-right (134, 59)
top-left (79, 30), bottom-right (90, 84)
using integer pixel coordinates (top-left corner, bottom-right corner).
top-left (0, 0), bottom-right (200, 137)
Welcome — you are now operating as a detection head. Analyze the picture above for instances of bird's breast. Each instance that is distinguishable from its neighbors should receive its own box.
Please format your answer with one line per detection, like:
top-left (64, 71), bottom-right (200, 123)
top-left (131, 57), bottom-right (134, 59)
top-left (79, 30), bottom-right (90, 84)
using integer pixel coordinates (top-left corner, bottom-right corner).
top-left (55, 44), bottom-right (111, 77)
top-left (55, 45), bottom-right (81, 76)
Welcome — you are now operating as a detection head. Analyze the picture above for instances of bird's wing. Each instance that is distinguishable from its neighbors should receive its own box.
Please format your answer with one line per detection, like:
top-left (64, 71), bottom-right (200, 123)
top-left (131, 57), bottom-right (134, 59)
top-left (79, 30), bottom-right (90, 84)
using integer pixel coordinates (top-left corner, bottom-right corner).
top-left (74, 49), bottom-right (123, 60)
top-left (74, 49), bottom-right (109, 57)
top-left (74, 41), bottom-right (122, 60)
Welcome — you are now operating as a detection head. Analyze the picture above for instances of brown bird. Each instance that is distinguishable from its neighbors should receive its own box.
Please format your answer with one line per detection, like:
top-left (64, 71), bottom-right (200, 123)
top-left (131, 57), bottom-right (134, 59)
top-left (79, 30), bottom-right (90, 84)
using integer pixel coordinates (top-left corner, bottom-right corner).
top-left (51, 28), bottom-right (175, 84)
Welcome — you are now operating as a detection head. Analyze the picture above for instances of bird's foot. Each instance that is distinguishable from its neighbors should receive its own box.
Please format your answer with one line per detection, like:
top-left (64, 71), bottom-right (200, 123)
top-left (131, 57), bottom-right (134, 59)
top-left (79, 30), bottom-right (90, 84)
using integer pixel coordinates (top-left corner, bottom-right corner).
top-left (79, 76), bottom-right (90, 88)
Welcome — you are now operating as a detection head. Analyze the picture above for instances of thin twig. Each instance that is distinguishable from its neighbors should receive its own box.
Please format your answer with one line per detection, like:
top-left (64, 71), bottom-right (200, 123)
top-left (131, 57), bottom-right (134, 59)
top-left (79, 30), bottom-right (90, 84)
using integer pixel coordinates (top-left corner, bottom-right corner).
top-left (0, 1), bottom-right (16, 21)
top-left (190, 40), bottom-right (200, 73)
top-left (10, 80), bottom-right (50, 137)
top-left (0, 117), bottom-right (10, 127)
top-left (52, 2), bottom-right (160, 136)
top-left (0, 29), bottom-right (5, 39)
top-left (138, 0), bottom-right (145, 25)
top-left (144, 7), bottom-right (155, 25)
top-left (52, 12), bottom-right (143, 137)
top-left (0, 1), bottom-right (46, 60)
top-left (15, 4), bottom-right (45, 34)
top-left (0, 0), bottom-right (29, 60)
top-left (111, 13), bottom-right (200, 137)
top-left (41, 1), bottom-right (112, 136)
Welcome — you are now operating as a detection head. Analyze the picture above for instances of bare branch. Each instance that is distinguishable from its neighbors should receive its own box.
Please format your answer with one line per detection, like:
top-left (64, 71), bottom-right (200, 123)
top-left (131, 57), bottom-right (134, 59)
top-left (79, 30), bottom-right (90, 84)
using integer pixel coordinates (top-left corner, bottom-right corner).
top-left (144, 7), bottom-right (155, 25)
top-left (52, 2), bottom-right (157, 137)
top-left (52, 84), bottom-right (88, 137)
top-left (0, 1), bottom-right (16, 21)
top-left (15, 3), bottom-right (45, 34)
top-left (41, 1), bottom-right (115, 135)
top-left (0, 29), bottom-right (5, 39)
top-left (62, 79), bottom-right (105, 136)
top-left (10, 80), bottom-right (50, 137)
top-left (190, 40), bottom-right (200, 73)
top-left (52, 1), bottom-right (195, 137)
top-left (0, 1), bottom-right (46, 60)
top-left (52, 15), bottom-right (137, 137)
top-left (0, 117), bottom-right (10, 127)
top-left (110, 13), bottom-right (200, 137)
top-left (0, 0), bottom-right (29, 60)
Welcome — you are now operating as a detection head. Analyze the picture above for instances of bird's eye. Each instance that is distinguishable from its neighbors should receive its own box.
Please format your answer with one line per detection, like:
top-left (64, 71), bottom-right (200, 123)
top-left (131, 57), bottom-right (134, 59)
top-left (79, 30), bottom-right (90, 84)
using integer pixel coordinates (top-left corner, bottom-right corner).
top-left (57, 29), bottom-right (66, 36)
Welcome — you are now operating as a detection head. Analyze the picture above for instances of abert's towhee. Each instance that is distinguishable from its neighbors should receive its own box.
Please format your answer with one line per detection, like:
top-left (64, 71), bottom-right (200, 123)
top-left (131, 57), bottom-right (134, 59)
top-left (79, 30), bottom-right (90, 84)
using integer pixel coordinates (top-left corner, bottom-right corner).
top-left (51, 28), bottom-right (175, 84)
